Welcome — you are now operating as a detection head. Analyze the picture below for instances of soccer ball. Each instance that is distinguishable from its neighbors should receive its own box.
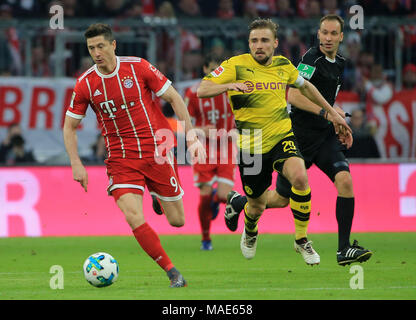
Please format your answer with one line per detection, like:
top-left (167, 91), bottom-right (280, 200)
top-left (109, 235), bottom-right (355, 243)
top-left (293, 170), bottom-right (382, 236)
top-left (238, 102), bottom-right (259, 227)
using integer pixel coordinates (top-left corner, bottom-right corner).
top-left (83, 252), bottom-right (119, 287)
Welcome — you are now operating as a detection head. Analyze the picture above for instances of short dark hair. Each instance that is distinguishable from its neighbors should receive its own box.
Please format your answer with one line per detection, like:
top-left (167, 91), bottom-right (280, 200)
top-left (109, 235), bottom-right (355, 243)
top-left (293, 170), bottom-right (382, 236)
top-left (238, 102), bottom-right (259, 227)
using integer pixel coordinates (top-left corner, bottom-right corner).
top-left (320, 14), bottom-right (344, 32)
top-left (84, 23), bottom-right (114, 42)
top-left (11, 135), bottom-right (24, 147)
top-left (248, 18), bottom-right (279, 39)
top-left (203, 53), bottom-right (223, 68)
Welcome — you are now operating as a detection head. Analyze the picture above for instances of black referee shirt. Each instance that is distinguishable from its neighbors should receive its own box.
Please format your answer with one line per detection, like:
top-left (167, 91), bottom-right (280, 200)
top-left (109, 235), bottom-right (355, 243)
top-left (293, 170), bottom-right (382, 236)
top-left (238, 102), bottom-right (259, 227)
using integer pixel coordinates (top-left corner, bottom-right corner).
top-left (290, 45), bottom-right (346, 132)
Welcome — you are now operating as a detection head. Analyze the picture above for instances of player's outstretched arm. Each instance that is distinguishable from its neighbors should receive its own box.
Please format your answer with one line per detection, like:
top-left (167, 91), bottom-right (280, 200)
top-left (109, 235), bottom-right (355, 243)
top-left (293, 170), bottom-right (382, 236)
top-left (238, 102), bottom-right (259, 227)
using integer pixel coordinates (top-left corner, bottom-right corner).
top-left (297, 80), bottom-right (352, 135)
top-left (197, 80), bottom-right (247, 98)
top-left (288, 87), bottom-right (346, 120)
top-left (63, 115), bottom-right (88, 192)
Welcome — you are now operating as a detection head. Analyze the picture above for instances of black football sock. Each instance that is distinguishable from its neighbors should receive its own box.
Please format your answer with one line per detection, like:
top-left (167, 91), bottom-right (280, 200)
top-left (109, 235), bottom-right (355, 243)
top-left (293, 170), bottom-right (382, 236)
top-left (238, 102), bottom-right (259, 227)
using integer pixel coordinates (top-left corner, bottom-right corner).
top-left (336, 197), bottom-right (354, 251)
top-left (232, 194), bottom-right (275, 212)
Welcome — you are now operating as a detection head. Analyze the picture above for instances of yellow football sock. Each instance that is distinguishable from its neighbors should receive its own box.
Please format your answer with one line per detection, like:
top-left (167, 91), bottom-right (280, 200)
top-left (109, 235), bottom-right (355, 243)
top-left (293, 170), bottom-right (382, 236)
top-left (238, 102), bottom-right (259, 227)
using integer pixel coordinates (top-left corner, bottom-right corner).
top-left (243, 203), bottom-right (260, 235)
top-left (290, 186), bottom-right (311, 240)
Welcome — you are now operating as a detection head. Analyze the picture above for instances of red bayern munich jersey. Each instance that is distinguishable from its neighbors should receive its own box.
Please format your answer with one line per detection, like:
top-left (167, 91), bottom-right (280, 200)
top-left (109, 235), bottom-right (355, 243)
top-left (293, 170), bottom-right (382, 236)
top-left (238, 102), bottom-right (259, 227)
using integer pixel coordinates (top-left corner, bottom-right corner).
top-left (184, 82), bottom-right (234, 138)
top-left (66, 56), bottom-right (172, 159)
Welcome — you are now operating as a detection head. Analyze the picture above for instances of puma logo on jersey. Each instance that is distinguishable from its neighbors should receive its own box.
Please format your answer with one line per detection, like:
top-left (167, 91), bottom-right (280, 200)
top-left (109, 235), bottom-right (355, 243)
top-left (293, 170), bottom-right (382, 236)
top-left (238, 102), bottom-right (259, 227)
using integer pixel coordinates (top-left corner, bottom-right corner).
top-left (94, 89), bottom-right (102, 97)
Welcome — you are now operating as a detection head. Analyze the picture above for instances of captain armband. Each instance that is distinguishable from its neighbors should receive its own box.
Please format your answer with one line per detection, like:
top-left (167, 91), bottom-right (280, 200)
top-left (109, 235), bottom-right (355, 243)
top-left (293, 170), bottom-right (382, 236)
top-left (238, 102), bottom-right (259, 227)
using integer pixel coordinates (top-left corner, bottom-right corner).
top-left (293, 75), bottom-right (305, 88)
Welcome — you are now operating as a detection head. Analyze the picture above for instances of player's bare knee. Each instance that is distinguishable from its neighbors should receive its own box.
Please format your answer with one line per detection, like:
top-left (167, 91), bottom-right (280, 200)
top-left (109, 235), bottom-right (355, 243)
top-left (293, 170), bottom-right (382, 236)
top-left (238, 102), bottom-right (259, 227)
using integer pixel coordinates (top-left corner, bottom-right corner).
top-left (125, 219), bottom-right (139, 230)
top-left (217, 192), bottom-right (228, 203)
top-left (248, 203), bottom-right (266, 216)
top-left (165, 208), bottom-right (185, 227)
top-left (217, 183), bottom-right (232, 202)
top-left (121, 207), bottom-right (135, 219)
top-left (160, 199), bottom-right (185, 227)
top-left (267, 196), bottom-right (289, 208)
top-left (199, 184), bottom-right (212, 196)
top-left (168, 215), bottom-right (185, 227)
top-left (277, 197), bottom-right (290, 208)
top-left (267, 190), bottom-right (289, 208)
top-left (335, 173), bottom-right (353, 195)
top-left (122, 210), bottom-right (145, 229)
top-left (291, 173), bottom-right (309, 191)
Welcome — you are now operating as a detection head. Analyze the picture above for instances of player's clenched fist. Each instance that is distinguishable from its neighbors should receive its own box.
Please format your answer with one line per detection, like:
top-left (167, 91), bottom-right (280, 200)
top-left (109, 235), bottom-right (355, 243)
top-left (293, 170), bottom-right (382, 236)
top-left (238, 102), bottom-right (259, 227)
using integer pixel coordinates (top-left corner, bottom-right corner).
top-left (338, 131), bottom-right (353, 149)
top-left (227, 82), bottom-right (249, 93)
top-left (187, 137), bottom-right (207, 165)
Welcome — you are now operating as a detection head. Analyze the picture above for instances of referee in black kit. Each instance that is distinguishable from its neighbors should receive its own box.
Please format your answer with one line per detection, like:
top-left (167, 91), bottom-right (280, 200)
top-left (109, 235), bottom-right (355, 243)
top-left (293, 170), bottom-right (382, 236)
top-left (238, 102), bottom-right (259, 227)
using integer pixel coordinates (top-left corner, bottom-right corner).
top-left (279, 14), bottom-right (372, 266)
top-left (226, 14), bottom-right (372, 266)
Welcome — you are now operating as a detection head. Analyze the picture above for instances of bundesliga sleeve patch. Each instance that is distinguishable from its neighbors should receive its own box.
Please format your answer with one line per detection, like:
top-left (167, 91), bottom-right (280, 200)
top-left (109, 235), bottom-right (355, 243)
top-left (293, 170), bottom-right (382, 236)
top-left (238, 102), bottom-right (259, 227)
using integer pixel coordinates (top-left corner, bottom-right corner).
top-left (297, 63), bottom-right (315, 80)
top-left (210, 66), bottom-right (225, 77)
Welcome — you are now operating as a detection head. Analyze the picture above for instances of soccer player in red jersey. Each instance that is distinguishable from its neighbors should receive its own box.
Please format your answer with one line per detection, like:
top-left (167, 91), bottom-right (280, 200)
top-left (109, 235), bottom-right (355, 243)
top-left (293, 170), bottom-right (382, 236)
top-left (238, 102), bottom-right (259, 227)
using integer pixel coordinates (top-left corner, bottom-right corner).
top-left (184, 54), bottom-right (236, 250)
top-left (63, 23), bottom-right (205, 288)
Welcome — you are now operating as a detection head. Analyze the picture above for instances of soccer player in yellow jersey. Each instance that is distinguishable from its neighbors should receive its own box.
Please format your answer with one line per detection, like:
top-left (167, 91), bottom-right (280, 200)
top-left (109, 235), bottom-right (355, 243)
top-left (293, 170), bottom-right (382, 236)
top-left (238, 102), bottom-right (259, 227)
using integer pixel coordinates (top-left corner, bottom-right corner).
top-left (197, 18), bottom-right (351, 264)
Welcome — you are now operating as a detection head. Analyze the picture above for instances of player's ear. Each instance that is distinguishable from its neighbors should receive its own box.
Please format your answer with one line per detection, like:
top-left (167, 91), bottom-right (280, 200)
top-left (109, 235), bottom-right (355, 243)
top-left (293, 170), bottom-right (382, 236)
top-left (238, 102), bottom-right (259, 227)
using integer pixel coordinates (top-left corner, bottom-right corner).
top-left (340, 32), bottom-right (344, 43)
top-left (112, 39), bottom-right (116, 51)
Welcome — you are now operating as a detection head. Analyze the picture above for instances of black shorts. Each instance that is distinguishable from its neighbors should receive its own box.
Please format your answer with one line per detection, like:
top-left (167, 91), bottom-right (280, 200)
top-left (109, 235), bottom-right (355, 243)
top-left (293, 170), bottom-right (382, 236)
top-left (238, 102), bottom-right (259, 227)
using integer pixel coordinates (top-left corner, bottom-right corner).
top-left (275, 132), bottom-right (350, 198)
top-left (238, 135), bottom-right (303, 199)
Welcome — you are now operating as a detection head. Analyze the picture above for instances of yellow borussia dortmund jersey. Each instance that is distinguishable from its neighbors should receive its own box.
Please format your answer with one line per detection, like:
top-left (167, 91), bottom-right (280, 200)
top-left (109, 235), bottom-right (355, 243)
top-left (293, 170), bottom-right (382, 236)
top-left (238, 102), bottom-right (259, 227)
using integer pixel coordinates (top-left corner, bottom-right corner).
top-left (204, 53), bottom-right (299, 154)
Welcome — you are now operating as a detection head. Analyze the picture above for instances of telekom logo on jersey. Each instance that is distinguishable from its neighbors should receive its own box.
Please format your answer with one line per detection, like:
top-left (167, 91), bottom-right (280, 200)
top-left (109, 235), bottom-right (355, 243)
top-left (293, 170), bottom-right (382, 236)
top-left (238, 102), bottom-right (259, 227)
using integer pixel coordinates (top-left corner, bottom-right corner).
top-left (99, 99), bottom-right (134, 119)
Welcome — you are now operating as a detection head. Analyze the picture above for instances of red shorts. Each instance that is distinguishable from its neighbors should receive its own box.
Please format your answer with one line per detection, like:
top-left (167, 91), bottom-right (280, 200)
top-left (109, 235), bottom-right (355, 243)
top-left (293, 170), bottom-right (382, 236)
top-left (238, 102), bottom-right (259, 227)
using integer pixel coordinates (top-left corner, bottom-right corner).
top-left (192, 141), bottom-right (236, 188)
top-left (106, 152), bottom-right (182, 202)
top-left (193, 140), bottom-right (236, 187)
top-left (193, 162), bottom-right (235, 188)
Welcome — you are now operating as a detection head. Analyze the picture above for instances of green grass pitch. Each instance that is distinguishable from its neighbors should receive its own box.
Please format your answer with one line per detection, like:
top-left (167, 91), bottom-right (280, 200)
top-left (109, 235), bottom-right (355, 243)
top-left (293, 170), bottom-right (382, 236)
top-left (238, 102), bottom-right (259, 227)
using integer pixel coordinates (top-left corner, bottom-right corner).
top-left (0, 232), bottom-right (415, 300)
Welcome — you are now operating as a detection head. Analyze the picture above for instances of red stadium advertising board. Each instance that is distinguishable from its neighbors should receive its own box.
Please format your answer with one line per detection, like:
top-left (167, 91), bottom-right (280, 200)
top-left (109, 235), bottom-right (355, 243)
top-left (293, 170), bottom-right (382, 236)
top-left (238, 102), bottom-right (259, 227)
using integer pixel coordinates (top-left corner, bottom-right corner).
top-left (0, 78), bottom-right (99, 162)
top-left (337, 90), bottom-right (416, 159)
top-left (368, 90), bottom-right (416, 158)
top-left (0, 164), bottom-right (415, 237)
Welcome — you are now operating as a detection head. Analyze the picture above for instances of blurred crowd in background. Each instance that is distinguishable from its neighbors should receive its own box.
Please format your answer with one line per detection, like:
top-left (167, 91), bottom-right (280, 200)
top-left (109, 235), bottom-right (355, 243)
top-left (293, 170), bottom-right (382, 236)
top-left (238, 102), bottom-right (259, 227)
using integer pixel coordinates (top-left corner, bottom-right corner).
top-left (0, 0), bottom-right (416, 165)
top-left (1, 0), bottom-right (416, 78)
top-left (1, 0), bottom-right (416, 19)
